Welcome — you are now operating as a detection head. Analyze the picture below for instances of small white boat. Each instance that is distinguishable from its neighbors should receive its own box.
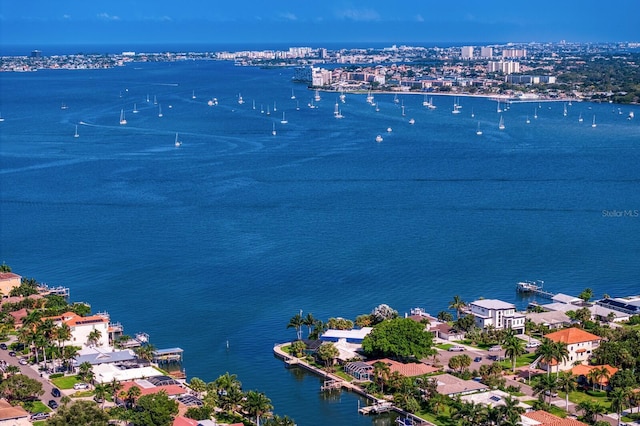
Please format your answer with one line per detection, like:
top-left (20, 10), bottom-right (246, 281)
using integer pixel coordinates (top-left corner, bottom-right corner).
top-left (74, 125), bottom-right (79, 138)
top-left (146, 94), bottom-right (150, 103)
top-left (452, 99), bottom-right (460, 114)
top-left (0, 112), bottom-right (4, 122)
top-left (192, 90), bottom-right (196, 100)
top-left (578, 113), bottom-right (583, 123)
top-left (291, 89), bottom-right (296, 100)
top-left (314, 90), bottom-right (321, 102)
top-left (471, 107), bottom-right (475, 118)
top-left (526, 116), bottom-right (530, 124)
top-left (119, 109), bottom-right (127, 125)
top-left (280, 112), bottom-right (288, 124)
top-left (366, 91), bottom-right (374, 104)
top-left (61, 103), bottom-right (68, 110)
top-left (252, 100), bottom-right (256, 110)
top-left (591, 115), bottom-right (597, 128)
top-left (296, 101), bottom-right (300, 111)
top-left (339, 90), bottom-right (346, 103)
top-left (133, 103), bottom-right (139, 114)
top-left (273, 101), bottom-right (277, 112)
top-left (158, 104), bottom-right (163, 118)
top-left (409, 118), bottom-right (415, 125)
top-left (271, 123), bottom-right (276, 136)
top-left (238, 93), bottom-right (244, 105)
top-left (498, 115), bottom-right (505, 130)
top-left (174, 133), bottom-right (182, 147)
top-left (266, 105), bottom-right (271, 115)
top-left (534, 109), bottom-right (538, 119)
top-left (563, 103), bottom-right (567, 117)
top-left (375, 135), bottom-right (383, 143)
top-left (629, 111), bottom-right (635, 120)
top-left (153, 95), bottom-right (157, 105)
top-left (393, 94), bottom-right (399, 104)
top-left (476, 122), bottom-right (482, 135)
top-left (386, 127), bottom-right (392, 133)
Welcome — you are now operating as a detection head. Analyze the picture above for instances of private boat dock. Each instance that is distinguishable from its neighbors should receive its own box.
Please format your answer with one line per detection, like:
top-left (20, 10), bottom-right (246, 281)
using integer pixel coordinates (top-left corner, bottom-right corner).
top-left (359, 401), bottom-right (393, 415)
top-left (516, 280), bottom-right (556, 299)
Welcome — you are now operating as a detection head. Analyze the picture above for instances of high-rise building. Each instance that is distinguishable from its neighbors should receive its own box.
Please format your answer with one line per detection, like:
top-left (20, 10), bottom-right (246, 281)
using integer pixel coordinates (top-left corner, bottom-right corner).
top-left (502, 48), bottom-right (527, 59)
top-left (461, 46), bottom-right (474, 59)
top-left (487, 61), bottom-right (520, 74)
top-left (31, 50), bottom-right (42, 58)
top-left (480, 47), bottom-right (493, 58)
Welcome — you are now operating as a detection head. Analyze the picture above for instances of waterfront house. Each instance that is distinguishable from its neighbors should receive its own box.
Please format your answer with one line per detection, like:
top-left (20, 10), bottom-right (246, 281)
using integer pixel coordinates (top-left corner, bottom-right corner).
top-left (431, 323), bottom-right (465, 341)
top-left (461, 389), bottom-right (529, 410)
top-left (525, 311), bottom-right (572, 330)
top-left (42, 311), bottom-right (110, 348)
top-left (365, 358), bottom-right (439, 378)
top-left (434, 373), bottom-right (488, 397)
top-left (320, 327), bottom-right (372, 344)
top-left (0, 272), bottom-right (21, 297)
top-left (469, 299), bottom-right (526, 334)
top-left (344, 361), bottom-right (373, 381)
top-left (542, 328), bottom-right (601, 371)
top-left (74, 348), bottom-right (137, 366)
top-left (521, 410), bottom-right (588, 426)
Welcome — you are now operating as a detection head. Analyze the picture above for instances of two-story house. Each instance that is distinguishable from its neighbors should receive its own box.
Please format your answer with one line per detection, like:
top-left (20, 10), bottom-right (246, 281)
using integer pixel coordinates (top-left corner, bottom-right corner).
top-left (542, 327), bottom-right (601, 371)
top-left (43, 311), bottom-right (110, 348)
top-left (469, 299), bottom-right (525, 334)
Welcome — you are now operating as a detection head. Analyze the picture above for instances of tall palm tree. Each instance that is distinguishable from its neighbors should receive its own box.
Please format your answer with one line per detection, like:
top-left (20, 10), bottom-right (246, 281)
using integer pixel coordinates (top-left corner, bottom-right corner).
top-left (533, 374), bottom-right (559, 405)
top-left (551, 341), bottom-right (570, 376)
top-left (244, 390), bottom-right (273, 426)
top-left (302, 313), bottom-right (315, 338)
top-left (286, 313), bottom-right (304, 341)
top-left (535, 339), bottom-right (557, 376)
top-left (502, 335), bottom-right (526, 373)
top-left (133, 343), bottom-right (156, 363)
top-left (93, 383), bottom-right (109, 409)
top-left (576, 400), bottom-right (606, 424)
top-left (448, 295), bottom-right (467, 320)
top-left (609, 387), bottom-right (632, 426)
top-left (125, 385), bottom-right (141, 408)
top-left (556, 371), bottom-right (577, 412)
top-left (500, 395), bottom-right (525, 425)
top-left (87, 329), bottom-right (102, 347)
top-left (372, 361), bottom-right (390, 394)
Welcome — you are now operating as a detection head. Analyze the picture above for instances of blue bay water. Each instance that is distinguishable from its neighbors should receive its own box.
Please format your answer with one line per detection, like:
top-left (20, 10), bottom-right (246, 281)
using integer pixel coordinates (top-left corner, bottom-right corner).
top-left (1, 60), bottom-right (640, 425)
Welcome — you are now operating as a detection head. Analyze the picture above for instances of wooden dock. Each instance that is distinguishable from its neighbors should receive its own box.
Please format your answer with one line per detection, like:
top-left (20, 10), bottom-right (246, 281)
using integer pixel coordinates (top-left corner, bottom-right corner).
top-left (516, 280), bottom-right (556, 299)
top-left (320, 379), bottom-right (341, 391)
top-left (359, 401), bottom-right (393, 415)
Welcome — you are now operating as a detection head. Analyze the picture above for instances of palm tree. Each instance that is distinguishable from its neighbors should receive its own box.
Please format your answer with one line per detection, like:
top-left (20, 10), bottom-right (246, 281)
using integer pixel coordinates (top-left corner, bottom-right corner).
top-left (244, 390), bottom-right (273, 426)
top-left (302, 313), bottom-right (315, 338)
top-left (500, 395), bottom-right (525, 424)
top-left (286, 313), bottom-right (304, 341)
top-left (87, 329), bottom-right (102, 347)
top-left (189, 377), bottom-right (207, 399)
top-left (93, 383), bottom-right (108, 409)
top-left (448, 295), bottom-right (467, 320)
top-left (372, 361), bottom-right (390, 394)
top-left (502, 335), bottom-right (526, 373)
top-left (609, 387), bottom-right (632, 426)
top-left (133, 343), bottom-right (156, 363)
top-left (551, 341), bottom-right (569, 376)
top-left (78, 361), bottom-right (93, 382)
top-left (109, 379), bottom-right (122, 403)
top-left (556, 371), bottom-right (577, 412)
top-left (125, 385), bottom-right (141, 408)
top-left (535, 339), bottom-right (556, 376)
top-left (62, 345), bottom-right (79, 372)
top-left (576, 400), bottom-right (606, 424)
top-left (533, 374), bottom-right (558, 405)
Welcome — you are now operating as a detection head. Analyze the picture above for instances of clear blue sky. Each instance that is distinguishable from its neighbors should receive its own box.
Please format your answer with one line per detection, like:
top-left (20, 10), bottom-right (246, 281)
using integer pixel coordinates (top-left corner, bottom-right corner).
top-left (1, 0), bottom-right (639, 47)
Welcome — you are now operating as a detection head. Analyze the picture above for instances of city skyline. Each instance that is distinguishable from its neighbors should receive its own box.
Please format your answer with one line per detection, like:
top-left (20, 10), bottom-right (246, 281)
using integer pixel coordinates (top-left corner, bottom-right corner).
top-left (1, 0), bottom-right (639, 47)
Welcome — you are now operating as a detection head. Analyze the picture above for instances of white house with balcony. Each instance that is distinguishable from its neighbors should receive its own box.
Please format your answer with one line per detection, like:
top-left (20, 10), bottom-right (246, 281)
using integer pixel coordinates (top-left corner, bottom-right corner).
top-left (469, 299), bottom-right (525, 334)
top-left (43, 311), bottom-right (110, 349)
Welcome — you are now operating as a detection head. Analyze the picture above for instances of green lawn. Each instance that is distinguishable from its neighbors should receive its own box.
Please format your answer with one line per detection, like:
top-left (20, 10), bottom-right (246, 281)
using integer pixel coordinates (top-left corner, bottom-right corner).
top-left (498, 352), bottom-right (538, 369)
top-left (51, 375), bottom-right (81, 389)
top-left (435, 343), bottom-right (453, 350)
top-left (28, 401), bottom-right (51, 413)
top-left (568, 390), bottom-right (612, 411)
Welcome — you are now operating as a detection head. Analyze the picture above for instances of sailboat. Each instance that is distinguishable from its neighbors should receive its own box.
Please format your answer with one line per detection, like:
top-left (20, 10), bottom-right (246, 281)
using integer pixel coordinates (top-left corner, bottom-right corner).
top-left (452, 99), bottom-right (460, 114)
top-left (428, 97), bottom-right (436, 109)
top-left (339, 90), bottom-right (346, 103)
top-left (296, 101), bottom-right (300, 111)
top-left (158, 104), bottom-right (163, 118)
top-left (273, 101), bottom-right (277, 112)
top-left (526, 115), bottom-right (531, 124)
top-left (393, 94), bottom-right (399, 104)
top-left (563, 103), bottom-right (567, 117)
top-left (280, 112), bottom-right (288, 124)
top-left (496, 100), bottom-right (502, 113)
top-left (271, 123), bottom-right (276, 136)
top-left (409, 118), bottom-right (415, 125)
top-left (153, 95), bottom-right (157, 105)
top-left (471, 108), bottom-right (475, 118)
top-left (252, 100), bottom-right (256, 110)
top-left (291, 89), bottom-right (296, 100)
top-left (0, 112), bottom-right (4, 122)
top-left (498, 115), bottom-right (505, 130)
top-left (146, 94), bottom-right (150, 103)
top-left (119, 109), bottom-right (127, 125)
top-left (238, 93), bottom-right (244, 105)
top-left (174, 133), bottom-right (182, 147)
top-left (578, 112), bottom-right (583, 122)
top-left (534, 109), bottom-right (538, 119)
top-left (401, 105), bottom-right (406, 116)
top-left (133, 103), bottom-right (139, 114)
top-left (476, 122), bottom-right (483, 135)
top-left (591, 115), bottom-right (597, 128)
top-left (423, 95), bottom-right (429, 107)
top-left (74, 125), bottom-right (79, 138)
top-left (266, 105), bottom-right (271, 116)
top-left (366, 91), bottom-right (374, 104)
top-left (192, 90), bottom-right (196, 100)
top-left (314, 90), bottom-right (321, 102)
top-left (61, 102), bottom-right (68, 110)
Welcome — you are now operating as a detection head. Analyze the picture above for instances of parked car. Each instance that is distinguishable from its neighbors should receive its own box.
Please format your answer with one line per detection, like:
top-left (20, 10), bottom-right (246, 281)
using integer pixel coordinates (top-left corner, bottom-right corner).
top-left (73, 382), bottom-right (90, 390)
top-left (18, 358), bottom-right (28, 365)
top-left (0, 343), bottom-right (7, 350)
top-left (474, 356), bottom-right (482, 362)
top-left (489, 345), bottom-right (502, 352)
top-left (526, 341), bottom-right (540, 348)
top-left (30, 412), bottom-right (50, 421)
top-left (544, 390), bottom-right (558, 397)
top-left (48, 400), bottom-right (59, 409)
top-left (7, 351), bottom-right (16, 357)
top-left (448, 346), bottom-right (465, 352)
top-left (51, 388), bottom-right (61, 398)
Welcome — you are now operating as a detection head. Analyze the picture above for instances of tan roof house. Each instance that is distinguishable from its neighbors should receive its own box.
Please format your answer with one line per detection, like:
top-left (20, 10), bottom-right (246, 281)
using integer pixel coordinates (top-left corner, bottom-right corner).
top-left (0, 273), bottom-right (21, 297)
top-left (542, 328), bottom-right (601, 371)
top-left (0, 398), bottom-right (29, 424)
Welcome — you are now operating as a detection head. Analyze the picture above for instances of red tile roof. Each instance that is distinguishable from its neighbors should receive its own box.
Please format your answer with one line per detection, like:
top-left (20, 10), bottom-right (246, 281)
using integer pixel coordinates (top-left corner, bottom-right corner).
top-left (0, 273), bottom-right (21, 281)
top-left (544, 327), bottom-right (601, 345)
top-left (523, 410), bottom-right (587, 426)
top-left (571, 364), bottom-right (618, 385)
top-left (366, 358), bottom-right (439, 377)
top-left (173, 416), bottom-right (198, 426)
top-left (120, 381), bottom-right (186, 397)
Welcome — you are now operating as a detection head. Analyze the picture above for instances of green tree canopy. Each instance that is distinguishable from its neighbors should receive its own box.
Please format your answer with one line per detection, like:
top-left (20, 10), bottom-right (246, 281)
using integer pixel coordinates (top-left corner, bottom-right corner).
top-left (360, 317), bottom-right (434, 360)
top-left (0, 374), bottom-right (44, 403)
top-left (127, 391), bottom-right (179, 426)
top-left (46, 400), bottom-right (109, 426)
